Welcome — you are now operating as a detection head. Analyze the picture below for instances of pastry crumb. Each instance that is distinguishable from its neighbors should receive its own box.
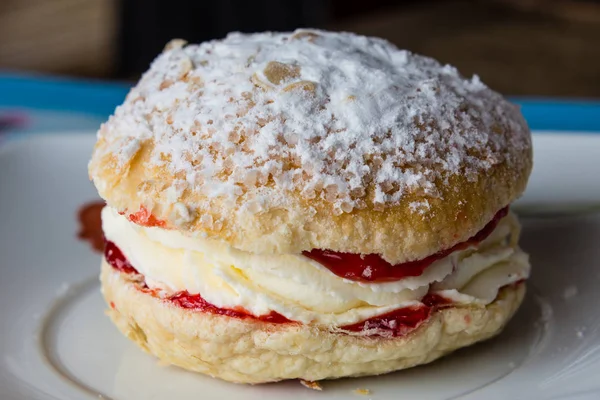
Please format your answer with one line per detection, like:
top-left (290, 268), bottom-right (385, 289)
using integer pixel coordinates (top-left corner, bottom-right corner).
top-left (354, 388), bottom-right (371, 395)
top-left (300, 379), bottom-right (323, 390)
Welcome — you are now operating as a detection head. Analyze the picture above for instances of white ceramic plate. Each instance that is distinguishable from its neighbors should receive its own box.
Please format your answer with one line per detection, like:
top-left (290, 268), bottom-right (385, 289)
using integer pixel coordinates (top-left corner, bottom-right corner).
top-left (1, 133), bottom-right (599, 400)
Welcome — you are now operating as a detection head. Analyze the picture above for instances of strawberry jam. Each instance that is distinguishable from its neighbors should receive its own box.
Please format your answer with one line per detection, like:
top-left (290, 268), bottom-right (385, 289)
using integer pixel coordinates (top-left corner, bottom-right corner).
top-left (303, 206), bottom-right (509, 283)
top-left (421, 293), bottom-right (452, 308)
top-left (123, 206), bottom-right (166, 228)
top-left (169, 292), bottom-right (291, 323)
top-left (105, 240), bottom-right (138, 274)
top-left (342, 306), bottom-right (432, 336)
top-left (341, 294), bottom-right (450, 336)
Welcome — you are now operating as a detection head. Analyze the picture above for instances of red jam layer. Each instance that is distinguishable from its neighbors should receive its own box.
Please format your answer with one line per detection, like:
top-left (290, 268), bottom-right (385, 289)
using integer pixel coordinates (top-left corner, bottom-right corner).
top-left (105, 240), bottom-right (138, 275)
top-left (303, 206), bottom-right (509, 283)
top-left (121, 206), bottom-right (166, 228)
top-left (169, 292), bottom-right (291, 323)
top-left (104, 240), bottom-right (291, 323)
top-left (341, 305), bottom-right (431, 335)
top-left (340, 293), bottom-right (451, 336)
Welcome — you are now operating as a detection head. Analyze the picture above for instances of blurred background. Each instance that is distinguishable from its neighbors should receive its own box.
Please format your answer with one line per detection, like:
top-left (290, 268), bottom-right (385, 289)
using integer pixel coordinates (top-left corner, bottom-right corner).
top-left (1, 0), bottom-right (599, 97)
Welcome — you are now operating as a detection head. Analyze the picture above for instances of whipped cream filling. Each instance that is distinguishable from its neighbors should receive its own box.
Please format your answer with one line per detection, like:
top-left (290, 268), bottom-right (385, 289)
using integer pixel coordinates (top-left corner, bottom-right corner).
top-left (102, 207), bottom-right (530, 326)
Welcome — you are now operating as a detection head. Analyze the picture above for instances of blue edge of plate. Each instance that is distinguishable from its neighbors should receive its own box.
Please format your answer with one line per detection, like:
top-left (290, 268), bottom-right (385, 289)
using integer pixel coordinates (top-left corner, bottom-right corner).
top-left (0, 72), bottom-right (599, 133)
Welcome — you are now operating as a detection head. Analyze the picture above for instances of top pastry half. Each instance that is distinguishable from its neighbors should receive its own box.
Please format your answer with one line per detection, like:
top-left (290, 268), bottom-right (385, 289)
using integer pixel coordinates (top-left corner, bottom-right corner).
top-left (89, 29), bottom-right (532, 265)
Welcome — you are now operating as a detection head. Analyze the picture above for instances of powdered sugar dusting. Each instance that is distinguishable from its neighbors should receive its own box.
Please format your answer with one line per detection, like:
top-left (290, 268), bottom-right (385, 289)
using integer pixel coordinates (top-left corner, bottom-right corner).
top-left (98, 30), bottom-right (530, 214)
top-left (409, 200), bottom-right (431, 215)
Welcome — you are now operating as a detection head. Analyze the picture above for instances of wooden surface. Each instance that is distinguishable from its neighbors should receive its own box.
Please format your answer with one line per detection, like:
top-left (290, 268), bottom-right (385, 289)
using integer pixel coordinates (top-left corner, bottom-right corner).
top-left (0, 0), bottom-right (599, 97)
top-left (0, 0), bottom-right (116, 77)
top-left (330, 1), bottom-right (600, 97)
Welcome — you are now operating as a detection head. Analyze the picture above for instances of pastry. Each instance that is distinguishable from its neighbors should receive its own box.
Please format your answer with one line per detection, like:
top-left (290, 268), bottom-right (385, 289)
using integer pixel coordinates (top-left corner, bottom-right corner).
top-left (89, 29), bottom-right (533, 383)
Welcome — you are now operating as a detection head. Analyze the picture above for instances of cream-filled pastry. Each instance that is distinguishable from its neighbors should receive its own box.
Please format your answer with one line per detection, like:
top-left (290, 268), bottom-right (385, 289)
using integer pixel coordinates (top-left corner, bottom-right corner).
top-left (90, 29), bottom-right (533, 384)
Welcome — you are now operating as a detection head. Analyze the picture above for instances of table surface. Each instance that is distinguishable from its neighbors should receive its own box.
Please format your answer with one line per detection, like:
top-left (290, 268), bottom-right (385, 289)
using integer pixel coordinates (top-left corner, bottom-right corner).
top-left (1, 73), bottom-right (599, 137)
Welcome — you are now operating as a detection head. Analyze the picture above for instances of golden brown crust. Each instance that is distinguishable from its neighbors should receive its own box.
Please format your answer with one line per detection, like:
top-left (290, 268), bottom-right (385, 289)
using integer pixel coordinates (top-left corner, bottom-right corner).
top-left (101, 260), bottom-right (526, 383)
